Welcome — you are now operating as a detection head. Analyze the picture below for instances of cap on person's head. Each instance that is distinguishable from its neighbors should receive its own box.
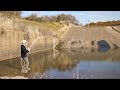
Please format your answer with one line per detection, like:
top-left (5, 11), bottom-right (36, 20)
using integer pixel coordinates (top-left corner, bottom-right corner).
top-left (22, 40), bottom-right (27, 44)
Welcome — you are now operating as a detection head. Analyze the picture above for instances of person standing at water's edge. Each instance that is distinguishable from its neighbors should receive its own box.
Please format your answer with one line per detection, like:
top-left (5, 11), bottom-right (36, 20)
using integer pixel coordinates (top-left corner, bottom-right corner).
top-left (21, 40), bottom-right (30, 71)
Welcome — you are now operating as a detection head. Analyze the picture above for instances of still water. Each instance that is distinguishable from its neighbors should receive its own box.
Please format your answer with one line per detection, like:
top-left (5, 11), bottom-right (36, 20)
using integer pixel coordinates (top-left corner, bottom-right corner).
top-left (0, 48), bottom-right (120, 79)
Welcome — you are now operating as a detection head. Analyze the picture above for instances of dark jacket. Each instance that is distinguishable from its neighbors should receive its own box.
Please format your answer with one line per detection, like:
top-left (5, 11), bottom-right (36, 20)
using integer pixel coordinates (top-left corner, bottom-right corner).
top-left (21, 45), bottom-right (29, 58)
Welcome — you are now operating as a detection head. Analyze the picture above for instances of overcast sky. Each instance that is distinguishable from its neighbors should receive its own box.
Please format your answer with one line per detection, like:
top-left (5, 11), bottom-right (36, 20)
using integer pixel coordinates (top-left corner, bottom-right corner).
top-left (22, 11), bottom-right (120, 25)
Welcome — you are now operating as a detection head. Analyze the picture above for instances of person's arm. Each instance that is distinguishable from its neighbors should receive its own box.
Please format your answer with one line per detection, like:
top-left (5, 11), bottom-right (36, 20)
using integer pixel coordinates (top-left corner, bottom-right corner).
top-left (22, 45), bottom-right (29, 55)
top-left (26, 49), bottom-right (29, 53)
top-left (27, 48), bottom-right (30, 52)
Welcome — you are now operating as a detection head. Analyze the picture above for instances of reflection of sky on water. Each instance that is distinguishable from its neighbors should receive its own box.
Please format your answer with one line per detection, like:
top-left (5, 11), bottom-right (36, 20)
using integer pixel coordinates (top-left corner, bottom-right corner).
top-left (79, 61), bottom-right (120, 73)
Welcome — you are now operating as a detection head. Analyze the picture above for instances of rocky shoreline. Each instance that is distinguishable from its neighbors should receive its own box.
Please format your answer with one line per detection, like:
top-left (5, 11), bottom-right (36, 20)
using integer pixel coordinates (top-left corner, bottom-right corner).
top-left (0, 76), bottom-right (28, 79)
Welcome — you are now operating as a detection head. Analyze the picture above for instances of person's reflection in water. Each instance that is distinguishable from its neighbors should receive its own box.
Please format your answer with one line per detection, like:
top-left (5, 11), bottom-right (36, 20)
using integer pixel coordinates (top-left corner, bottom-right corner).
top-left (53, 49), bottom-right (56, 59)
top-left (20, 40), bottom-right (30, 73)
top-left (91, 48), bottom-right (94, 53)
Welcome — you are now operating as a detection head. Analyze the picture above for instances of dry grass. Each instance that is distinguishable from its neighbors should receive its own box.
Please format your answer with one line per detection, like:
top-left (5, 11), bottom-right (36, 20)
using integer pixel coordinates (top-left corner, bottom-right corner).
top-left (21, 19), bottom-right (62, 31)
top-left (0, 16), bottom-right (63, 33)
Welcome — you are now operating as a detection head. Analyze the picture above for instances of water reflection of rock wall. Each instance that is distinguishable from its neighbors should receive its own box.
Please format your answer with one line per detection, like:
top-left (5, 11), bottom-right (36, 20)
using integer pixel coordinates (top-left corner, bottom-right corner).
top-left (29, 50), bottom-right (78, 74)
top-left (0, 57), bottom-right (21, 76)
top-left (28, 48), bottom-right (120, 74)
top-left (60, 48), bottom-right (120, 60)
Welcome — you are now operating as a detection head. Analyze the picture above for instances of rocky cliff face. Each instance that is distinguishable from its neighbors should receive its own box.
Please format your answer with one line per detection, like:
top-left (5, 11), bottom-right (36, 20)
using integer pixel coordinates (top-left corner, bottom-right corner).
top-left (0, 17), bottom-right (55, 61)
top-left (60, 26), bottom-right (120, 49)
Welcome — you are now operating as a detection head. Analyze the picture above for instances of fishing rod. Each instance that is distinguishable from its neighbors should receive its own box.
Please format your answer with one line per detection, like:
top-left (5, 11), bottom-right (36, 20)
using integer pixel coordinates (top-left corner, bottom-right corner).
top-left (29, 35), bottom-right (45, 49)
